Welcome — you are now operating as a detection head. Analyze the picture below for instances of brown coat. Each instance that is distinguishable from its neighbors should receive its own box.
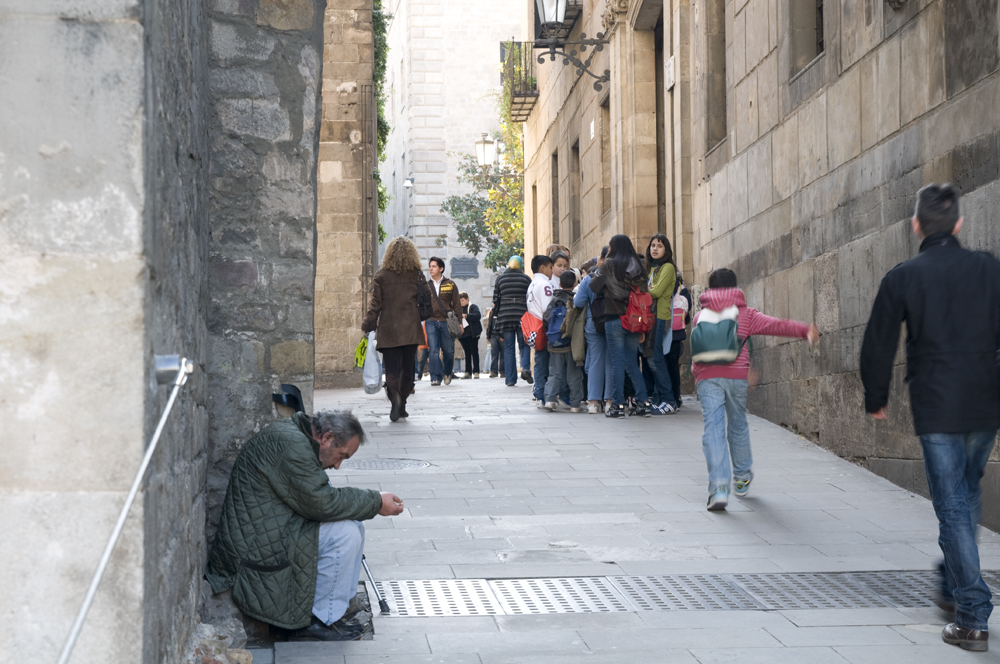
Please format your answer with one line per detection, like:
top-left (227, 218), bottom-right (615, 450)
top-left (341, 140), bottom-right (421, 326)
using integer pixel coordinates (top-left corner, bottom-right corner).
top-left (428, 276), bottom-right (462, 322)
top-left (362, 268), bottom-right (428, 350)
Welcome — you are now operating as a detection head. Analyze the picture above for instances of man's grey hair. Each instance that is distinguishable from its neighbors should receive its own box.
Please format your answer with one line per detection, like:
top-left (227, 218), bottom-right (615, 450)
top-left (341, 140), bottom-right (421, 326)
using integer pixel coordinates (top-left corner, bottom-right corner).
top-left (311, 410), bottom-right (366, 447)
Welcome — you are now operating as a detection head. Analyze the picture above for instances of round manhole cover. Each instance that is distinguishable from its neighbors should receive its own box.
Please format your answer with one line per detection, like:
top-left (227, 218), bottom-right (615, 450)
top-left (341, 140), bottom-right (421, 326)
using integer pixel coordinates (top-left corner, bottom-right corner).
top-left (339, 458), bottom-right (430, 471)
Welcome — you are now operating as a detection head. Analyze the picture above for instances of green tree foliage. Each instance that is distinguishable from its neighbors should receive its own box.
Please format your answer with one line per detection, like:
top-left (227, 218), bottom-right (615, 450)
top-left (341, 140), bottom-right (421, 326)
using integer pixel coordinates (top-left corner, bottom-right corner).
top-left (440, 54), bottom-right (526, 272)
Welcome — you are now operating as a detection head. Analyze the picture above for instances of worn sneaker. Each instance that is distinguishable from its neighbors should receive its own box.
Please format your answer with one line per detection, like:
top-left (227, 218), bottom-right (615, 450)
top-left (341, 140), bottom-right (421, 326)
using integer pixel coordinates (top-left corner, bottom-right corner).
top-left (536, 399), bottom-right (546, 408)
top-left (443, 374), bottom-right (452, 385)
top-left (473, 373), bottom-right (480, 379)
top-left (630, 401), bottom-right (651, 417)
top-left (943, 623), bottom-right (989, 651)
top-left (489, 371), bottom-right (498, 378)
top-left (733, 474), bottom-right (753, 497)
top-left (545, 401), bottom-right (557, 411)
top-left (430, 380), bottom-right (441, 386)
top-left (707, 487), bottom-right (729, 511)
top-left (587, 402), bottom-right (600, 414)
top-left (569, 406), bottom-right (581, 413)
top-left (605, 403), bottom-right (626, 418)
top-left (651, 402), bottom-right (677, 415)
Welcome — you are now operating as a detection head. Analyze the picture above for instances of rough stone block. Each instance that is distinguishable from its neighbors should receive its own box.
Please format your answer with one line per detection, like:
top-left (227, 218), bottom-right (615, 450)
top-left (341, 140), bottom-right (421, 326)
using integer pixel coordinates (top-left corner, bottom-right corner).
top-left (208, 68), bottom-right (279, 98)
top-left (747, 134), bottom-right (773, 217)
top-left (744, 0), bottom-right (769, 71)
top-left (735, 69), bottom-right (758, 154)
top-left (216, 99), bottom-right (291, 141)
top-left (210, 260), bottom-right (259, 290)
top-left (826, 66), bottom-right (861, 171)
top-left (728, 150), bottom-right (750, 229)
top-left (771, 114), bottom-right (798, 200)
top-left (756, 51), bottom-right (778, 135)
top-left (269, 340), bottom-right (314, 375)
top-left (257, 0), bottom-right (315, 31)
top-left (211, 21), bottom-right (276, 62)
top-left (944, 0), bottom-right (999, 99)
top-left (840, 0), bottom-right (883, 69)
top-left (797, 91), bottom-right (828, 186)
top-left (899, 3), bottom-right (946, 126)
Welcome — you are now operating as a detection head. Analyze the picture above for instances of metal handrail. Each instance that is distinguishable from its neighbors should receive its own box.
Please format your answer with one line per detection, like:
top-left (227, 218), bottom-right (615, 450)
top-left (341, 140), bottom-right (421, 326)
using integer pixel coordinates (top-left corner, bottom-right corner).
top-left (56, 355), bottom-right (195, 664)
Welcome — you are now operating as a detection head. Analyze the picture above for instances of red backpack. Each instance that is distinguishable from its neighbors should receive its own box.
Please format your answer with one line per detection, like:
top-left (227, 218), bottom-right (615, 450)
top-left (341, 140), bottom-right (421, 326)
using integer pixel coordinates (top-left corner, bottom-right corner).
top-left (621, 286), bottom-right (654, 334)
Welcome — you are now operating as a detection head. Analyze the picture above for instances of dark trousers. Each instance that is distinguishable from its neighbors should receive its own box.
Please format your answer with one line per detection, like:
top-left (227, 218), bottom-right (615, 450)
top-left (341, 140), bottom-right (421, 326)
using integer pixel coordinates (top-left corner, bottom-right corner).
top-left (459, 336), bottom-right (481, 374)
top-left (382, 345), bottom-right (417, 409)
top-left (490, 335), bottom-right (504, 375)
top-left (666, 339), bottom-right (685, 403)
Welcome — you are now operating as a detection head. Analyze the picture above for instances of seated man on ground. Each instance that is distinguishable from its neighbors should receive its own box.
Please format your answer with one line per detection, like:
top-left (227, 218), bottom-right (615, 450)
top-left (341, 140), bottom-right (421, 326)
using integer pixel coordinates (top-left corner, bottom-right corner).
top-left (206, 410), bottom-right (404, 641)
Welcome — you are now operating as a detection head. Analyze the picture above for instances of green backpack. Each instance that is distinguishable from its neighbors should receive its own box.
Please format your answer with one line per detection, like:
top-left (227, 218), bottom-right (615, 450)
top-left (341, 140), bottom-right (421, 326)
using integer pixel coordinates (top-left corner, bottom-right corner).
top-left (690, 305), bottom-right (747, 364)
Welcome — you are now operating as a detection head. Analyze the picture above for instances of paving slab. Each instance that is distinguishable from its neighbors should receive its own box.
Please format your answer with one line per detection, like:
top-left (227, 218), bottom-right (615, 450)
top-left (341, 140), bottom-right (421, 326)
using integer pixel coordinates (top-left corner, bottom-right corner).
top-left (266, 379), bottom-right (1000, 664)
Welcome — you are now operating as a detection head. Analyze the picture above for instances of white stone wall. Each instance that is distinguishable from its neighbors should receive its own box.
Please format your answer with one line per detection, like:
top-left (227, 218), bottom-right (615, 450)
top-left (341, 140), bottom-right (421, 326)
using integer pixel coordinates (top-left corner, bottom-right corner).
top-left (380, 0), bottom-right (522, 349)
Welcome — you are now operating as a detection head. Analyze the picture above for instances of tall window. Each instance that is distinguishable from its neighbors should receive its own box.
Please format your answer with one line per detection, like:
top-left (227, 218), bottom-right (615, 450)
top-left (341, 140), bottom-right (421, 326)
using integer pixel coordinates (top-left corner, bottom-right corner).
top-left (551, 152), bottom-right (560, 245)
top-left (600, 98), bottom-right (611, 215)
top-left (791, 0), bottom-right (825, 75)
top-left (707, 0), bottom-right (727, 148)
top-left (571, 141), bottom-right (581, 244)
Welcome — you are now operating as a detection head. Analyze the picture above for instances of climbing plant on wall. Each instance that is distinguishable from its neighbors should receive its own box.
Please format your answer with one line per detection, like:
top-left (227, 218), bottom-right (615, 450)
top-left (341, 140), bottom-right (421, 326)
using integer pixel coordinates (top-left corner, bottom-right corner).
top-left (373, 0), bottom-right (390, 243)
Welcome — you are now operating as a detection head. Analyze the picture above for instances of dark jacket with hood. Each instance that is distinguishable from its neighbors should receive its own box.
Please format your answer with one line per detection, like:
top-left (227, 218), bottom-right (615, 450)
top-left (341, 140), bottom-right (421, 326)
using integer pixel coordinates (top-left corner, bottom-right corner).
top-left (860, 232), bottom-right (1000, 435)
top-left (588, 255), bottom-right (647, 320)
top-left (461, 303), bottom-right (483, 338)
top-left (206, 413), bottom-right (383, 629)
top-left (493, 267), bottom-right (532, 331)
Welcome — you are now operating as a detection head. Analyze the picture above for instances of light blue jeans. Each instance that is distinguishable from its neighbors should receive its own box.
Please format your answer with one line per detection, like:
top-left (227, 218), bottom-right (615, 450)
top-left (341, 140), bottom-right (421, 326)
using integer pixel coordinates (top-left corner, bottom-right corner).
top-left (584, 326), bottom-right (612, 402)
top-left (312, 520), bottom-right (365, 625)
top-left (697, 378), bottom-right (752, 494)
top-left (920, 431), bottom-right (996, 631)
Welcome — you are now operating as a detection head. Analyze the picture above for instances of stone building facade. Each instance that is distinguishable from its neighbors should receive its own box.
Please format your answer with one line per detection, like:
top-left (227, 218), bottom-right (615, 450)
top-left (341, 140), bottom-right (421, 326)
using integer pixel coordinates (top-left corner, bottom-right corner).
top-left (2, 0), bottom-right (333, 660)
top-left (379, 0), bottom-right (523, 349)
top-left (522, 0), bottom-right (1000, 526)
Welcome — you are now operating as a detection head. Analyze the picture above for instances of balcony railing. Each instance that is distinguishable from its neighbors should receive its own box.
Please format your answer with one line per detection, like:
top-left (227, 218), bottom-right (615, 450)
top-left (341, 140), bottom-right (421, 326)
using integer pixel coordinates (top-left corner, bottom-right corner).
top-left (501, 42), bottom-right (538, 123)
top-left (534, 0), bottom-right (583, 41)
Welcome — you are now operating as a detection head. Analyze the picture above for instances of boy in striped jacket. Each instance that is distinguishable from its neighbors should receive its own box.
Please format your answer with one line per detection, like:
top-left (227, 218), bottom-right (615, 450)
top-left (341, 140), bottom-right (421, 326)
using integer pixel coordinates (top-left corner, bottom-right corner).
top-left (693, 268), bottom-right (819, 511)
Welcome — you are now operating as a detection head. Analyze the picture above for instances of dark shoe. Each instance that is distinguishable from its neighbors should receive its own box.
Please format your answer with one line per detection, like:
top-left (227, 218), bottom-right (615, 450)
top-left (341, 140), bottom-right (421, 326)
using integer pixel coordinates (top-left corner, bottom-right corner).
top-left (630, 401), bottom-right (651, 417)
top-left (605, 403), bottom-right (625, 418)
top-left (430, 380), bottom-right (441, 386)
top-left (461, 373), bottom-right (472, 379)
top-left (389, 400), bottom-right (401, 422)
top-left (942, 623), bottom-right (989, 651)
top-left (522, 370), bottom-right (533, 384)
top-left (289, 617), bottom-right (363, 642)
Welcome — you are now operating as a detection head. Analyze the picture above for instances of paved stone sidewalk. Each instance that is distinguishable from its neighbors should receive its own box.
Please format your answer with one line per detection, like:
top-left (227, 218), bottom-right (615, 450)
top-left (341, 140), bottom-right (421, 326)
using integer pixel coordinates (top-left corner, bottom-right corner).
top-left (274, 376), bottom-right (1000, 663)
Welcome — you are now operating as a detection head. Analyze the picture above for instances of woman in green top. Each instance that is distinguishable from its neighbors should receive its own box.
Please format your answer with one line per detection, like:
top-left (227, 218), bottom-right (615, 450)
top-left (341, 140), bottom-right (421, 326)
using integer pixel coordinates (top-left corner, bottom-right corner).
top-left (645, 234), bottom-right (678, 414)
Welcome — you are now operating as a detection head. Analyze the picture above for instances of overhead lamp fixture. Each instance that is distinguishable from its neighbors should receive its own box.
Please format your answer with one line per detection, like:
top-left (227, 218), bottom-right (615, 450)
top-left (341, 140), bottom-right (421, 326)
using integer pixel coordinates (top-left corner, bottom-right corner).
top-left (533, 0), bottom-right (610, 91)
top-left (475, 133), bottom-right (497, 169)
top-left (403, 177), bottom-right (414, 188)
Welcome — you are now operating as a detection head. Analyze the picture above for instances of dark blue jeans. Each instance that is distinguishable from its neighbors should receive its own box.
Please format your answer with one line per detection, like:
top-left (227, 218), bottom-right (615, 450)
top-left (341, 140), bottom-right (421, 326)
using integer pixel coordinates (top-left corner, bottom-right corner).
top-left (920, 430), bottom-right (996, 631)
top-left (426, 319), bottom-right (454, 382)
top-left (605, 318), bottom-right (647, 405)
top-left (532, 348), bottom-right (549, 401)
top-left (648, 319), bottom-right (675, 406)
top-left (503, 329), bottom-right (530, 385)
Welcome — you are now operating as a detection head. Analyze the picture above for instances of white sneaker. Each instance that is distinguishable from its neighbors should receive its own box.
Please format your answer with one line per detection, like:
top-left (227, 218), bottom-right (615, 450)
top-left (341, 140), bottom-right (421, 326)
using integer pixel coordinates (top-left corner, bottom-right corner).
top-left (569, 406), bottom-right (581, 413)
top-left (545, 401), bottom-right (558, 411)
top-left (536, 400), bottom-right (545, 408)
top-left (587, 402), bottom-right (600, 414)
top-left (443, 374), bottom-right (452, 385)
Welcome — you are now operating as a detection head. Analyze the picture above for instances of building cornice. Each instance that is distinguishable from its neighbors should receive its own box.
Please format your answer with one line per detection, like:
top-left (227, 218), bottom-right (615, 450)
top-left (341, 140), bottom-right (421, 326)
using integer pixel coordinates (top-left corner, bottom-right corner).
top-left (601, 0), bottom-right (628, 34)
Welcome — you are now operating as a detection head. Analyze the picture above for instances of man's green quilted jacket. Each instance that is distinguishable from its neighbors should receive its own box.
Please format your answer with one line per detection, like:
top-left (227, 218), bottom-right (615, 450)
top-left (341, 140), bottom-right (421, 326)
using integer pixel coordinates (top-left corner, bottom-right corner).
top-left (205, 413), bottom-right (383, 629)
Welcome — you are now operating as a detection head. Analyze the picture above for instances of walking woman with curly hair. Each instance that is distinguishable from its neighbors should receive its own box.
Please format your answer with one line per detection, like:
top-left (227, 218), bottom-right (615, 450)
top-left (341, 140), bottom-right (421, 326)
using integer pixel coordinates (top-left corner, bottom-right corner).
top-left (362, 236), bottom-right (432, 422)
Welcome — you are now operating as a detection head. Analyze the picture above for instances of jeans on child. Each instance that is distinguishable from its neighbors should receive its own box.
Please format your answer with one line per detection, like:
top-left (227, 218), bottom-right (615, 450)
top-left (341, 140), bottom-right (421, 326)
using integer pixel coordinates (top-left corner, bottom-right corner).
top-left (648, 319), bottom-right (675, 406)
top-left (605, 318), bottom-right (647, 405)
top-left (919, 431), bottom-right (996, 631)
top-left (312, 520), bottom-right (366, 625)
top-left (584, 326), bottom-right (612, 402)
top-left (546, 351), bottom-right (584, 407)
top-left (696, 378), bottom-right (752, 494)
top-left (532, 348), bottom-right (549, 402)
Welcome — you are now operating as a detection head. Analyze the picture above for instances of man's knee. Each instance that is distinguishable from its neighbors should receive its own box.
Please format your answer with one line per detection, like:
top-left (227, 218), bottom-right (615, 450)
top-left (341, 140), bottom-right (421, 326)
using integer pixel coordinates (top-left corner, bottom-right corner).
top-left (318, 520), bottom-right (366, 556)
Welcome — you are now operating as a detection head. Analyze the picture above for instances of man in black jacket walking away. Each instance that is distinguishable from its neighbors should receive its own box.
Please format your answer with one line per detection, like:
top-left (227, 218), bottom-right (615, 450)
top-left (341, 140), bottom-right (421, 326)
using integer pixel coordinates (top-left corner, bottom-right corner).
top-left (492, 256), bottom-right (533, 386)
top-left (860, 184), bottom-right (1000, 652)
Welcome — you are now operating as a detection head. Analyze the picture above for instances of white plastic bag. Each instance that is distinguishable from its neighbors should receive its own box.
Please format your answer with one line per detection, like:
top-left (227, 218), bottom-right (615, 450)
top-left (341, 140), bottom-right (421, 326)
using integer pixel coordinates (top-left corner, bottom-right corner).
top-left (362, 331), bottom-right (383, 394)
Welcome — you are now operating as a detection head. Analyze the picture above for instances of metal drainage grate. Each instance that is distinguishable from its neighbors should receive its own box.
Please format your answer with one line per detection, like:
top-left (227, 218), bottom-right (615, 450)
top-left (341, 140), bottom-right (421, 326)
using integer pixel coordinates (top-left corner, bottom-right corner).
top-left (610, 575), bottom-right (764, 611)
top-left (339, 458), bottom-right (430, 471)
top-left (489, 578), bottom-right (630, 614)
top-left (731, 573), bottom-right (892, 610)
top-left (376, 579), bottom-right (503, 616)
top-left (853, 570), bottom-right (940, 608)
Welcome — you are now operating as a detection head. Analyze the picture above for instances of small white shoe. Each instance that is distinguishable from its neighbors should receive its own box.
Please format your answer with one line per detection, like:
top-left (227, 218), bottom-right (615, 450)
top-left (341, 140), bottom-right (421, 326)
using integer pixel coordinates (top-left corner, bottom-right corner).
top-left (544, 401), bottom-right (558, 411)
top-left (587, 402), bottom-right (600, 414)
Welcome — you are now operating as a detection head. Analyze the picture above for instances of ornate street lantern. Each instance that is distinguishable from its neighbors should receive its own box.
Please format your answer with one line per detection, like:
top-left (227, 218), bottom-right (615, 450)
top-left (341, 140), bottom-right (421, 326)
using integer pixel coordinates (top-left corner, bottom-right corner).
top-left (532, 0), bottom-right (610, 90)
top-left (535, 0), bottom-right (567, 36)
top-left (475, 133), bottom-right (497, 169)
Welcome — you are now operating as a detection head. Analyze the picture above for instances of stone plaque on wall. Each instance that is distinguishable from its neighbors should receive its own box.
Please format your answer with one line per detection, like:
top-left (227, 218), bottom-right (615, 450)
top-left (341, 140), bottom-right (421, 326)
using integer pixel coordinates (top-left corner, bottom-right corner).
top-left (450, 257), bottom-right (479, 279)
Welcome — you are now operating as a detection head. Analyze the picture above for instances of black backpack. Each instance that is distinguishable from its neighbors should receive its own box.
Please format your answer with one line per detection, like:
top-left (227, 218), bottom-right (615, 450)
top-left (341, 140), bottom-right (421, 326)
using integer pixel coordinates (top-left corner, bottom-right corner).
top-left (416, 275), bottom-right (434, 321)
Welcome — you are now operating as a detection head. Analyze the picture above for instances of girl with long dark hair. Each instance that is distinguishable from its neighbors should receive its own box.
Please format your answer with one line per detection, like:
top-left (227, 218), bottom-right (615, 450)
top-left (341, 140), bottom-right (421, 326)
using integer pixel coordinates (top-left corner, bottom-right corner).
top-left (645, 234), bottom-right (678, 414)
top-left (589, 234), bottom-right (651, 417)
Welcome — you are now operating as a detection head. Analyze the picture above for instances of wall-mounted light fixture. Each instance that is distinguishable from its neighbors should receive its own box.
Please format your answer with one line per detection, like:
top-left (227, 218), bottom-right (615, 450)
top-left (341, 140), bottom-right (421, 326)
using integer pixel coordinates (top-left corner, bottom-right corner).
top-left (403, 177), bottom-right (414, 188)
top-left (534, 0), bottom-right (610, 91)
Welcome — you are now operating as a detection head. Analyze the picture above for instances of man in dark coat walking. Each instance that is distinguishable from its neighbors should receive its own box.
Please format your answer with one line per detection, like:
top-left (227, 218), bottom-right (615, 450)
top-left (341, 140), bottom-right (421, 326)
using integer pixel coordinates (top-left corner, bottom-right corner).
top-left (860, 184), bottom-right (1000, 652)
top-left (492, 256), bottom-right (533, 386)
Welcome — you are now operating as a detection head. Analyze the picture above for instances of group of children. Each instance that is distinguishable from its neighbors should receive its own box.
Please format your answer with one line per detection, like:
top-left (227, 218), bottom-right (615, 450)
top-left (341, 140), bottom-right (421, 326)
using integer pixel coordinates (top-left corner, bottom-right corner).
top-left (516, 236), bottom-right (819, 512)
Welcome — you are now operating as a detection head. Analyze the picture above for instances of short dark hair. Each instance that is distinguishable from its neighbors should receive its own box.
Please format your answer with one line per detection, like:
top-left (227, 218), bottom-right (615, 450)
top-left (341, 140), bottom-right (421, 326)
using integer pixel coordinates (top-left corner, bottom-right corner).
top-left (559, 270), bottom-right (577, 288)
top-left (580, 258), bottom-right (597, 274)
top-left (915, 183), bottom-right (960, 236)
top-left (708, 268), bottom-right (738, 289)
top-left (550, 250), bottom-right (570, 265)
top-left (311, 410), bottom-right (366, 447)
top-left (459, 292), bottom-right (469, 300)
top-left (531, 255), bottom-right (553, 272)
top-left (429, 256), bottom-right (446, 270)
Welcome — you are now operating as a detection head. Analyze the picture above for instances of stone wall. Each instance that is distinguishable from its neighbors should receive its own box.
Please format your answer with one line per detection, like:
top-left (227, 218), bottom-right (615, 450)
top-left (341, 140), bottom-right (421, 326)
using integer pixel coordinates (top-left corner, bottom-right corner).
top-left (689, 0), bottom-right (1000, 527)
top-left (205, 0), bottom-right (326, 533)
top-left (0, 0), bottom-right (209, 661)
top-left (314, 0), bottom-right (375, 389)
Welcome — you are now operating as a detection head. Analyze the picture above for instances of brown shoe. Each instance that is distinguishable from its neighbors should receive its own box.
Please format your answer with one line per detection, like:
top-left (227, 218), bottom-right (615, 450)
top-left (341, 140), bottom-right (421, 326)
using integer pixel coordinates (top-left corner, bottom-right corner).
top-left (943, 623), bottom-right (989, 651)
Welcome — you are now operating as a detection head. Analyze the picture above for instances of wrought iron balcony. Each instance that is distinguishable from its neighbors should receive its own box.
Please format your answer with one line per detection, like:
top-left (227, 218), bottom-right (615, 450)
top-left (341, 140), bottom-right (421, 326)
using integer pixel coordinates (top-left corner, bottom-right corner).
top-left (501, 42), bottom-right (538, 123)
top-left (534, 0), bottom-right (583, 41)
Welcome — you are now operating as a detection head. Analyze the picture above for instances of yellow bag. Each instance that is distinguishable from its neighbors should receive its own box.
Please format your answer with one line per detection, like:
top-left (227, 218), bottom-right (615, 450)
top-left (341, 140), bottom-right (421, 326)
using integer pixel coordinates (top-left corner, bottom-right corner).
top-left (354, 336), bottom-right (368, 372)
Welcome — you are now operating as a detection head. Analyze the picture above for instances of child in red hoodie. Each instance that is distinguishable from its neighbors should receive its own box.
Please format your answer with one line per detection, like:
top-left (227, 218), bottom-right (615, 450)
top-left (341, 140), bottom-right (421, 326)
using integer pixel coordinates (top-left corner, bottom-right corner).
top-left (693, 268), bottom-right (819, 511)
